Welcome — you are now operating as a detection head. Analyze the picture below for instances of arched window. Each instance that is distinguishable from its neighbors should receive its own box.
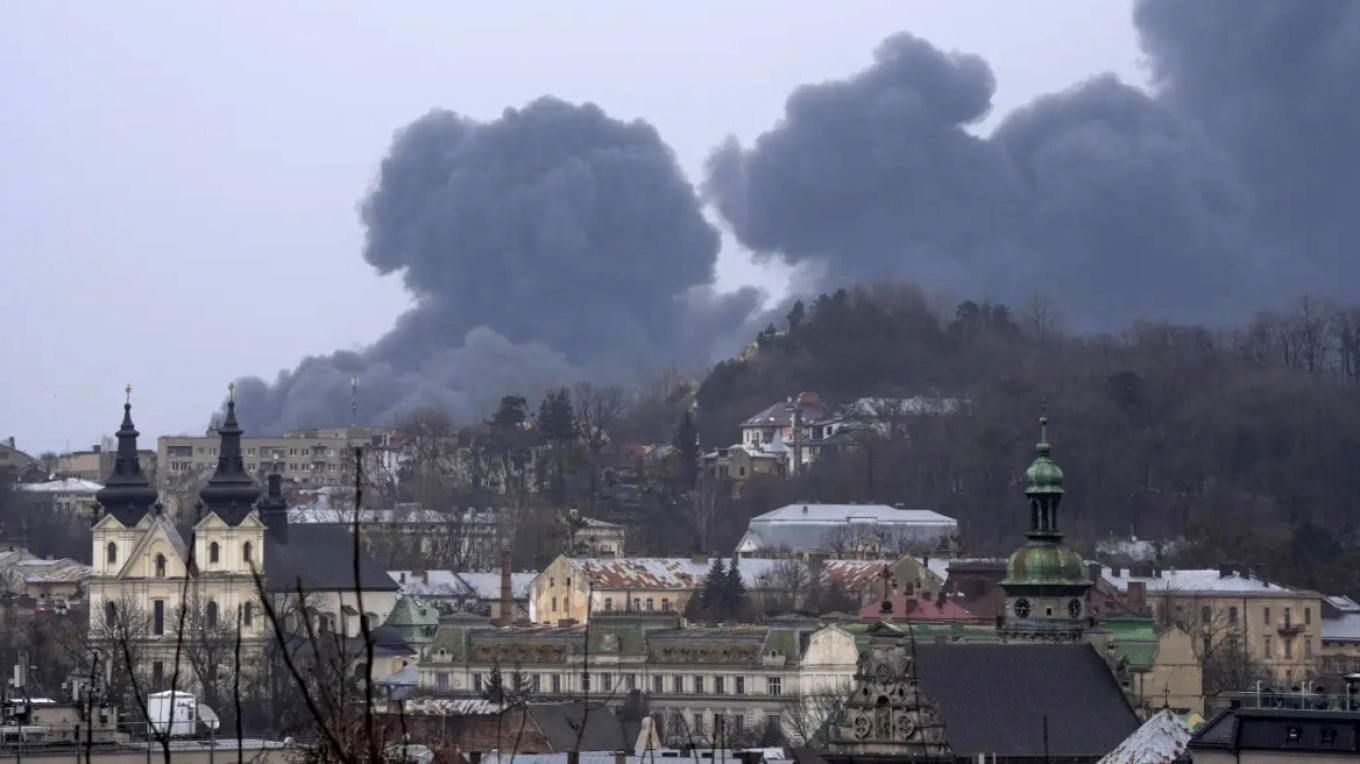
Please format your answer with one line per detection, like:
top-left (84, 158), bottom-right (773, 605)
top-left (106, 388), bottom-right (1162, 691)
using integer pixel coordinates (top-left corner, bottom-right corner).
top-left (154, 554), bottom-right (166, 578)
top-left (242, 541), bottom-right (253, 564)
top-left (206, 600), bottom-right (219, 628)
top-left (661, 598), bottom-right (671, 612)
top-left (209, 542), bottom-right (220, 564)
top-left (242, 602), bottom-right (254, 627)
top-left (105, 601), bottom-right (117, 626)
top-left (604, 597), bottom-right (613, 612)
top-left (645, 597), bottom-right (654, 611)
top-left (106, 542), bottom-right (117, 565)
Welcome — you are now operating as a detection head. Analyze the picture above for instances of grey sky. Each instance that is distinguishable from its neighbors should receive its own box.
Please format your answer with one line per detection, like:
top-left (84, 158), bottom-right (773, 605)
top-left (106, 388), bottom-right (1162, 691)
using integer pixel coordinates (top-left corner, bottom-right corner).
top-left (0, 1), bottom-right (1140, 455)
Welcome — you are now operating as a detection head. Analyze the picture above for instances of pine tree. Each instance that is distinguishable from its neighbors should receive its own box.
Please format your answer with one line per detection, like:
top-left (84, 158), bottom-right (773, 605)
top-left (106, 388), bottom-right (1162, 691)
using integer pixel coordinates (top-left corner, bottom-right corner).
top-left (482, 657), bottom-right (506, 704)
top-left (700, 557), bottom-right (727, 614)
top-left (723, 556), bottom-right (748, 618)
top-left (673, 410), bottom-right (700, 489)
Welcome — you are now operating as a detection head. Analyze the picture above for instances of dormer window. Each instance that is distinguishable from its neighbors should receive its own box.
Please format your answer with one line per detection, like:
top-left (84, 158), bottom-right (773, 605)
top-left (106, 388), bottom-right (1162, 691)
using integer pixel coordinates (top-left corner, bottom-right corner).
top-left (209, 542), bottom-right (220, 564)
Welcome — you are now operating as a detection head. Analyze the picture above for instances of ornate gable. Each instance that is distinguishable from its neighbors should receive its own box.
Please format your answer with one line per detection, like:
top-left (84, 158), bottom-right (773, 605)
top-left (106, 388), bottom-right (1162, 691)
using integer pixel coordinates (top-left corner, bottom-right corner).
top-left (827, 622), bottom-right (952, 760)
top-left (114, 514), bottom-right (191, 579)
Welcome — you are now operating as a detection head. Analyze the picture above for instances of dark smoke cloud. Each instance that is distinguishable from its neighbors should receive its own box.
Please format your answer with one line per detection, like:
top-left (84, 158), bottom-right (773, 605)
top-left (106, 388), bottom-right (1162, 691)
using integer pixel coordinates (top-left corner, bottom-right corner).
top-left (1135, 0), bottom-right (1360, 292)
top-left (706, 14), bottom-right (1354, 327)
top-left (235, 98), bottom-right (751, 432)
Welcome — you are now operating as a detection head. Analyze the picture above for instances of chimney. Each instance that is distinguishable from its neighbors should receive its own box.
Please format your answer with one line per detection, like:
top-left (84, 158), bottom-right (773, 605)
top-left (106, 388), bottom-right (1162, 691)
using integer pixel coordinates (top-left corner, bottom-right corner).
top-left (1112, 567), bottom-right (1122, 578)
top-left (1218, 564), bottom-right (1233, 578)
top-left (5, 437), bottom-right (14, 449)
top-left (1127, 581), bottom-right (1147, 614)
top-left (497, 548), bottom-right (513, 626)
top-left (92, 444), bottom-right (102, 454)
top-left (399, 571), bottom-right (406, 584)
top-left (1087, 562), bottom-right (1101, 584)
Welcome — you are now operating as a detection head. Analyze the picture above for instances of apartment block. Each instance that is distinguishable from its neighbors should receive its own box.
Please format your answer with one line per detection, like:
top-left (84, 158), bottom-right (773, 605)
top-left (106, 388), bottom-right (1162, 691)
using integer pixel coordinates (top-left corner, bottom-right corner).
top-left (156, 426), bottom-right (389, 488)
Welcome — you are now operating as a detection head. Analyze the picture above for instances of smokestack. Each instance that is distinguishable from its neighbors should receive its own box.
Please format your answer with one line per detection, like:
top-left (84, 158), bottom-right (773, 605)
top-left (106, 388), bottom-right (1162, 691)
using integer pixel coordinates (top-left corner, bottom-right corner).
top-left (498, 548), bottom-right (513, 626)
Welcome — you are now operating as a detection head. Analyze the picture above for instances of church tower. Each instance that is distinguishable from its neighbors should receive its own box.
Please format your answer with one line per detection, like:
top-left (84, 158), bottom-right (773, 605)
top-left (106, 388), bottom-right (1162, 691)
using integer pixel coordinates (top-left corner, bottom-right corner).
top-left (999, 415), bottom-right (1091, 641)
top-left (197, 384), bottom-right (261, 525)
top-left (93, 385), bottom-right (158, 526)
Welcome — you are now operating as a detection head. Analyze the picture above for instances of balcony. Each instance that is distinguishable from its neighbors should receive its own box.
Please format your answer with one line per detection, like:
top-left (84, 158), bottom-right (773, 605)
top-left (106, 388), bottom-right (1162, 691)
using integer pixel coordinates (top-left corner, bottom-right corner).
top-left (1278, 620), bottom-right (1306, 635)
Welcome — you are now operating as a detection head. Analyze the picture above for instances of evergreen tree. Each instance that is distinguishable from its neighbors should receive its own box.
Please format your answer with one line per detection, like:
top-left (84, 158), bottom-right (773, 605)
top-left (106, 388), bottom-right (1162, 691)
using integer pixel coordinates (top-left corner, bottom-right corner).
top-left (673, 410), bottom-right (700, 489)
top-left (723, 556), bottom-right (748, 618)
top-left (699, 557), bottom-right (727, 613)
top-left (536, 388), bottom-right (576, 441)
top-left (482, 657), bottom-right (505, 704)
top-left (510, 662), bottom-right (532, 705)
top-left (786, 300), bottom-right (805, 333)
top-left (490, 395), bottom-right (529, 430)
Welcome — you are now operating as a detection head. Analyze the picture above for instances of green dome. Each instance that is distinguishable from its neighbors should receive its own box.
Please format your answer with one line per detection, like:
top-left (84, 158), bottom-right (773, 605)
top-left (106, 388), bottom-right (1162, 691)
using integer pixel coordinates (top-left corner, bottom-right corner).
top-left (1025, 417), bottom-right (1064, 495)
top-left (1002, 541), bottom-right (1088, 587)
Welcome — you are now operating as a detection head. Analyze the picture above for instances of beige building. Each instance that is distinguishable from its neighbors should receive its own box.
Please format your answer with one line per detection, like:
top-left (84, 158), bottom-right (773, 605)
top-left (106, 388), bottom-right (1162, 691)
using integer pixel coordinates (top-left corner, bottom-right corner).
top-left (0, 438), bottom-right (37, 477)
top-left (90, 398), bottom-right (399, 692)
top-left (1102, 565), bottom-right (1323, 684)
top-left (54, 447), bottom-right (156, 484)
top-left (417, 615), bottom-right (858, 744)
top-left (157, 426), bottom-right (387, 489)
top-left (16, 478), bottom-right (103, 516)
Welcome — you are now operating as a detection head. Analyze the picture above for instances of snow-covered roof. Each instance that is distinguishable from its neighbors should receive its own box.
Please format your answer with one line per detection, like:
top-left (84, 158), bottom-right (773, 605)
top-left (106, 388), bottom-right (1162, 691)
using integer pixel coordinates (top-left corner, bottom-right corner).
top-left (1323, 614), bottom-right (1360, 642)
top-left (561, 556), bottom-right (886, 592)
top-left (388, 570), bottom-right (536, 600)
top-left (1100, 567), bottom-right (1308, 595)
top-left (1327, 595), bottom-right (1360, 613)
top-left (17, 478), bottom-right (103, 494)
top-left (289, 507), bottom-right (498, 525)
top-left (453, 572), bottom-right (536, 600)
top-left (753, 503), bottom-right (955, 525)
top-left (1096, 709), bottom-right (1191, 764)
top-left (740, 504), bottom-right (957, 553)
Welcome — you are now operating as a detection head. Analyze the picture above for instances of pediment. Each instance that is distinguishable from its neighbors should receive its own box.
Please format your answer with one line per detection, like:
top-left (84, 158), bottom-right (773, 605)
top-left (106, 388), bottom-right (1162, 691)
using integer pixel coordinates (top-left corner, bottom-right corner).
top-left (115, 518), bottom-right (190, 578)
top-left (93, 513), bottom-right (130, 532)
top-left (194, 509), bottom-right (264, 531)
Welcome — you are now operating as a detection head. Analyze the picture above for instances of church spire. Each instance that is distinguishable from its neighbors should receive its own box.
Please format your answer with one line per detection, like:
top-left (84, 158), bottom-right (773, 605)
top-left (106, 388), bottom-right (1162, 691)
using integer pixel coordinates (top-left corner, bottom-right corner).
top-left (1024, 414), bottom-right (1065, 539)
top-left (95, 385), bottom-right (159, 525)
top-left (198, 383), bottom-right (260, 524)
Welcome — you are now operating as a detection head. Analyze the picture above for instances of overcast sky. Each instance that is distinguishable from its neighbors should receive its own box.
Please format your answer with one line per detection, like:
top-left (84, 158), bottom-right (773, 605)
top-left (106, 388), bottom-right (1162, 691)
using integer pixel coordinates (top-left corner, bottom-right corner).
top-left (0, 2), bottom-right (1141, 455)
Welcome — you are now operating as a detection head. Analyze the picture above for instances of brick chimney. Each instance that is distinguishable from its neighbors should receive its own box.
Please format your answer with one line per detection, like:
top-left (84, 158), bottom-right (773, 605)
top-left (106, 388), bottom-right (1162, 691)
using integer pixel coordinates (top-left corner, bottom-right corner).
top-left (497, 548), bottom-right (513, 626)
top-left (1127, 581), bottom-right (1147, 614)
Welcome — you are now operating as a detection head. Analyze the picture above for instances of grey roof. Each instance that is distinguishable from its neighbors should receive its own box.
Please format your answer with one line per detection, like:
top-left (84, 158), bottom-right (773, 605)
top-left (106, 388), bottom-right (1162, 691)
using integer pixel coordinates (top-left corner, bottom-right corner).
top-left (526, 701), bottom-right (631, 752)
top-left (455, 571), bottom-right (536, 600)
top-left (740, 504), bottom-right (957, 553)
top-left (154, 514), bottom-right (192, 563)
top-left (1096, 709), bottom-right (1192, 764)
top-left (1191, 707), bottom-right (1360, 753)
top-left (1322, 613), bottom-right (1360, 642)
top-left (265, 525), bottom-right (399, 593)
top-left (914, 643), bottom-right (1139, 759)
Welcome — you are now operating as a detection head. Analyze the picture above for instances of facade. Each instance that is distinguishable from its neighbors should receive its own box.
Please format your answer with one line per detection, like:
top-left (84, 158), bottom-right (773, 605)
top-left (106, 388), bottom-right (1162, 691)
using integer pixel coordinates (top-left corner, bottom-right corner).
top-left (0, 439), bottom-right (37, 477)
top-left (1100, 566), bottom-right (1323, 684)
top-left (417, 617), bottom-right (858, 744)
top-left (1100, 617), bottom-right (1205, 716)
top-left (156, 426), bottom-right (387, 489)
top-left (999, 416), bottom-right (1094, 642)
top-left (1320, 595), bottom-right (1360, 684)
top-left (88, 395), bottom-right (400, 691)
top-left (736, 503), bottom-right (958, 558)
top-left (54, 448), bottom-right (156, 484)
top-left (392, 568), bottom-right (536, 620)
top-left (1190, 706), bottom-right (1360, 762)
top-left (528, 556), bottom-right (897, 625)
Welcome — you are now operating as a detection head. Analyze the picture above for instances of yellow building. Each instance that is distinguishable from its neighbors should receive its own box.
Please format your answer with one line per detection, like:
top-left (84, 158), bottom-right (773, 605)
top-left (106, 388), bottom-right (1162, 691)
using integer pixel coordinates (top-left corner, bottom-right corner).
top-left (1101, 565), bottom-right (1323, 684)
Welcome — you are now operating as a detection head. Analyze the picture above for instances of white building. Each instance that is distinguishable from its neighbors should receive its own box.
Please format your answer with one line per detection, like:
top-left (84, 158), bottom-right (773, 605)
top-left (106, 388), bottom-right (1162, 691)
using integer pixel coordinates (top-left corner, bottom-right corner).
top-left (736, 503), bottom-right (958, 557)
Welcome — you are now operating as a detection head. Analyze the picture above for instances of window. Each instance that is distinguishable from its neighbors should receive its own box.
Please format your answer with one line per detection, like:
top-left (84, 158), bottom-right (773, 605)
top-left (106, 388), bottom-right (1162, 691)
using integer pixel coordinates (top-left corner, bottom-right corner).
top-left (626, 674), bottom-right (637, 690)
top-left (733, 714), bottom-right (745, 733)
top-left (767, 677), bottom-right (782, 696)
top-left (197, 448), bottom-right (205, 455)
top-left (1264, 607), bottom-right (1272, 625)
top-left (106, 542), bottom-right (117, 565)
top-left (551, 597), bottom-right (558, 613)
top-left (604, 598), bottom-right (613, 612)
top-left (582, 673), bottom-right (591, 692)
top-left (735, 677), bottom-right (745, 695)
top-left (566, 578), bottom-right (571, 587)
top-left (247, 448), bottom-right (256, 456)
top-left (152, 661), bottom-right (165, 688)
top-left (1285, 607), bottom-right (1293, 627)
top-left (532, 675), bottom-right (542, 692)
top-left (474, 673), bottom-right (483, 692)
top-left (633, 598), bottom-right (641, 611)
top-left (243, 542), bottom-right (253, 563)
top-left (302, 449), bottom-right (310, 457)
top-left (1264, 636), bottom-right (1273, 657)
top-left (601, 674), bottom-right (612, 691)
top-left (692, 713), bottom-right (704, 735)
top-left (1285, 637), bottom-right (1293, 659)
top-left (436, 672), bottom-right (449, 691)
top-left (694, 676), bottom-right (704, 694)
top-left (1287, 725), bottom-right (1302, 743)
top-left (207, 600), bottom-right (219, 628)
top-left (154, 554), bottom-right (166, 578)
top-left (1229, 606), bottom-right (1239, 624)
top-left (153, 600), bottom-right (165, 635)
top-left (1322, 727), bottom-right (1338, 746)
top-left (1307, 607), bottom-right (1313, 625)
top-left (289, 448), bottom-right (297, 456)
top-left (243, 602), bottom-right (253, 627)
top-left (661, 598), bottom-right (671, 611)
top-left (552, 675), bottom-right (562, 693)
top-left (550, 578), bottom-right (555, 587)
top-left (105, 601), bottom-right (117, 626)
top-left (209, 542), bottom-right (220, 564)
top-left (646, 598), bottom-right (654, 611)
top-left (1201, 606), bottom-right (1211, 623)
top-left (715, 676), bottom-right (725, 694)
top-left (673, 676), bottom-right (684, 694)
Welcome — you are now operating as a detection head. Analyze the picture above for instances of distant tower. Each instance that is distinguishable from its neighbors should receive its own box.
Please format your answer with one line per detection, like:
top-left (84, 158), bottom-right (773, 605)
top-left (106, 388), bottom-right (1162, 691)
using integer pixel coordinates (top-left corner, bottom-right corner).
top-left (93, 385), bottom-right (159, 525)
top-left (198, 383), bottom-right (261, 525)
top-left (999, 414), bottom-right (1092, 642)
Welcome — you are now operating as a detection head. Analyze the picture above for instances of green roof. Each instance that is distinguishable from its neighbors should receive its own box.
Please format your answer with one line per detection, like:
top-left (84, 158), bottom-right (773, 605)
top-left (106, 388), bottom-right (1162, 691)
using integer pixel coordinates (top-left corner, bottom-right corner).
top-left (1002, 541), bottom-right (1088, 587)
top-left (1102, 616), bottom-right (1159, 641)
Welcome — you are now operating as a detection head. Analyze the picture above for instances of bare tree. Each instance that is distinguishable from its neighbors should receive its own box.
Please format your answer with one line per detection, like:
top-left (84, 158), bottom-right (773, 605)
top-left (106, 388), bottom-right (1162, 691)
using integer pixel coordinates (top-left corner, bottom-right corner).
top-left (682, 473), bottom-right (727, 552)
top-left (571, 383), bottom-right (626, 507)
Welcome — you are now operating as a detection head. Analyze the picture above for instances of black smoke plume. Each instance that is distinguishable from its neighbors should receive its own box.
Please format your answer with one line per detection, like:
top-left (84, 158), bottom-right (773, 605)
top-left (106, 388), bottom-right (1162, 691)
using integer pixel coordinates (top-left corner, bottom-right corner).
top-left (707, 6), bottom-right (1359, 327)
top-left (234, 98), bottom-right (757, 432)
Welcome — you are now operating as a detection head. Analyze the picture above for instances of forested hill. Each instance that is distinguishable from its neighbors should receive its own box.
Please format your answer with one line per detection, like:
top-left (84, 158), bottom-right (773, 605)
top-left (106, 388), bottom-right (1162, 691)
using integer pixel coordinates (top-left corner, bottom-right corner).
top-left (695, 285), bottom-right (1360, 595)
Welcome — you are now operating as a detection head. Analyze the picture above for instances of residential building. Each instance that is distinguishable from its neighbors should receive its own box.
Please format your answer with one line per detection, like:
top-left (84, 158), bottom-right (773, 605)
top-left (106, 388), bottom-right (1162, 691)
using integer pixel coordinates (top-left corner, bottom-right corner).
top-left (88, 395), bottom-right (400, 691)
top-left (1189, 704), bottom-right (1360, 762)
top-left (735, 503), bottom-right (958, 558)
top-left (573, 516), bottom-right (627, 557)
top-left (527, 556), bottom-right (900, 625)
top-left (0, 438), bottom-right (37, 477)
top-left (156, 426), bottom-right (388, 489)
top-left (1318, 595), bottom-right (1360, 685)
top-left (16, 477), bottom-right (104, 516)
top-left (1100, 565), bottom-right (1323, 684)
top-left (416, 616), bottom-right (859, 744)
top-left (54, 446), bottom-right (156, 484)
top-left (392, 568), bottom-right (537, 619)
top-left (1100, 616), bottom-right (1205, 716)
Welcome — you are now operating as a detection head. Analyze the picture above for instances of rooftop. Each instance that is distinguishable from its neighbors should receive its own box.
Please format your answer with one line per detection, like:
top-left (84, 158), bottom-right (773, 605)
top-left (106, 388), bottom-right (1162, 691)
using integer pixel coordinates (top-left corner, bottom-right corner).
top-left (17, 478), bottom-right (103, 494)
top-left (1095, 709), bottom-right (1192, 764)
top-left (1100, 567), bottom-right (1309, 595)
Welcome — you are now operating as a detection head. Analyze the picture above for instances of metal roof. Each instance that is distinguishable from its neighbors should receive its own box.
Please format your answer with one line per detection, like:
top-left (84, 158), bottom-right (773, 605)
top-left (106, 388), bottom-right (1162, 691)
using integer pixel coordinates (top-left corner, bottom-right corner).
top-left (1100, 567), bottom-right (1309, 595)
top-left (567, 557), bottom-right (881, 591)
top-left (1096, 709), bottom-right (1192, 764)
top-left (17, 478), bottom-right (103, 494)
top-left (740, 504), bottom-right (957, 553)
top-left (1322, 613), bottom-right (1360, 642)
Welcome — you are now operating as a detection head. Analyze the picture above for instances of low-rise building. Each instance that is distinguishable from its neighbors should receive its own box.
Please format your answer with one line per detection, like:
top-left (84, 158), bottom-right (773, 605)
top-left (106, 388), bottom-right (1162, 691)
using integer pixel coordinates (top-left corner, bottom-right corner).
top-left (1101, 565), bottom-right (1323, 684)
top-left (417, 617), bottom-right (858, 744)
top-left (392, 569), bottom-right (537, 619)
top-left (0, 438), bottom-right (37, 478)
top-left (736, 503), bottom-right (958, 558)
top-left (16, 478), bottom-right (104, 516)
